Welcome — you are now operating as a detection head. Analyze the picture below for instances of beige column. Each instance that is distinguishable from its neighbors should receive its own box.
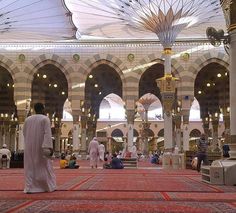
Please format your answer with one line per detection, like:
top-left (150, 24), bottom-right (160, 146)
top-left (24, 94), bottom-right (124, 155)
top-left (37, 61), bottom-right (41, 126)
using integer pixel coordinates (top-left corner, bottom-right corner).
top-left (54, 120), bottom-right (61, 157)
top-left (79, 114), bottom-right (87, 159)
top-left (72, 113), bottom-right (80, 156)
top-left (156, 62), bottom-right (179, 151)
top-left (126, 109), bottom-right (136, 151)
top-left (223, 112), bottom-right (230, 145)
top-left (174, 114), bottom-right (182, 150)
top-left (107, 136), bottom-right (112, 154)
top-left (17, 112), bottom-right (25, 151)
top-left (182, 110), bottom-right (190, 151)
top-left (211, 114), bottom-right (220, 151)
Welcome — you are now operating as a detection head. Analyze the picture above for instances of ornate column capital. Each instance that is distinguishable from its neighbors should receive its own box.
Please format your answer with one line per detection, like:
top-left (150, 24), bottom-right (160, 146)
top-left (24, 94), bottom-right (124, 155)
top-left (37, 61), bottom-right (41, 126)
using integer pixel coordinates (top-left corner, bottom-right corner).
top-left (126, 109), bottom-right (136, 124)
top-left (156, 74), bottom-right (179, 116)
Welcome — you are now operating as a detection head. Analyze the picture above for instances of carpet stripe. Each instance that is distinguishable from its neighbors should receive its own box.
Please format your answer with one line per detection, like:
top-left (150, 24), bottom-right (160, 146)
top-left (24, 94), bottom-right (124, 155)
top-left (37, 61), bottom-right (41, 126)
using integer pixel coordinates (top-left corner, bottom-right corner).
top-left (161, 192), bottom-right (171, 201)
top-left (69, 175), bottom-right (95, 190)
top-left (5, 200), bottom-right (35, 213)
top-left (186, 176), bottom-right (224, 193)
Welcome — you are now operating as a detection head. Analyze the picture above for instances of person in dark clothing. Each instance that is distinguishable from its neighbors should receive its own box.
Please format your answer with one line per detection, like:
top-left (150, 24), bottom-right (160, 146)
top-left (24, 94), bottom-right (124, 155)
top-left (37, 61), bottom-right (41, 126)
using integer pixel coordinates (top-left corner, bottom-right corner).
top-left (110, 154), bottom-right (124, 169)
top-left (197, 133), bottom-right (209, 172)
top-left (68, 155), bottom-right (79, 169)
top-left (222, 144), bottom-right (230, 158)
top-left (151, 154), bottom-right (159, 164)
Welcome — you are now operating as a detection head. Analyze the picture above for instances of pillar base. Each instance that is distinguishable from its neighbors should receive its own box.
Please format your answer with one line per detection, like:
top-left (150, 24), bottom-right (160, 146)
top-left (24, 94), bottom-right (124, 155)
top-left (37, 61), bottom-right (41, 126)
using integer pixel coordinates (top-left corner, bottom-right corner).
top-left (228, 143), bottom-right (236, 159)
top-left (79, 150), bottom-right (88, 160)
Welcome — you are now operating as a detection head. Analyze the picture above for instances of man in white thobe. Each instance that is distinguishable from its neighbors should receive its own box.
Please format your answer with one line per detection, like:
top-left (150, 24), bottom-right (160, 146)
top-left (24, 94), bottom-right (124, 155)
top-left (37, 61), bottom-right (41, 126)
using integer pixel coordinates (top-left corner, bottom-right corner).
top-left (130, 144), bottom-right (137, 158)
top-left (23, 103), bottom-right (56, 193)
top-left (88, 137), bottom-right (99, 168)
top-left (98, 143), bottom-right (105, 161)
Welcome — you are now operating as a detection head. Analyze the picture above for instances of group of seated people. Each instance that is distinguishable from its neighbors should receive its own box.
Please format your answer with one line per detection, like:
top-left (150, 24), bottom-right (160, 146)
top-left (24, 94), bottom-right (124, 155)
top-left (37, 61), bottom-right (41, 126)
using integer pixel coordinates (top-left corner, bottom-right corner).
top-left (103, 153), bottom-right (124, 169)
top-left (60, 153), bottom-right (79, 169)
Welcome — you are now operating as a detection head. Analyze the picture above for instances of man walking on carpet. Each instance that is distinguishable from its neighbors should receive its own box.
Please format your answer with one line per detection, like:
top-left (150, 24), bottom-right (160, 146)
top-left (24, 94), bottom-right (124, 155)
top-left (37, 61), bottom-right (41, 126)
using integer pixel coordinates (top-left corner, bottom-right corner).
top-left (197, 133), bottom-right (209, 172)
top-left (88, 137), bottom-right (100, 168)
top-left (23, 103), bottom-right (56, 193)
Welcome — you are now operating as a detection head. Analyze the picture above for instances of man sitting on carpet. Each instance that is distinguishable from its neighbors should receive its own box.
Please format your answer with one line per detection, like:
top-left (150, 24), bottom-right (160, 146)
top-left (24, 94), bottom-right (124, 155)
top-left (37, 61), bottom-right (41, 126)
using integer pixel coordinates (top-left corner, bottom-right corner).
top-left (110, 153), bottom-right (124, 169)
top-left (103, 154), bottom-right (124, 169)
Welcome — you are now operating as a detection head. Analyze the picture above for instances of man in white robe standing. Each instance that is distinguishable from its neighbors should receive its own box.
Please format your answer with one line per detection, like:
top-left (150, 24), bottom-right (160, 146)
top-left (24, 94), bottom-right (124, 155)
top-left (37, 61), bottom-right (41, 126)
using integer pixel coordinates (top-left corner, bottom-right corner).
top-left (98, 142), bottom-right (105, 161)
top-left (130, 144), bottom-right (137, 158)
top-left (23, 103), bottom-right (56, 193)
top-left (88, 137), bottom-right (99, 168)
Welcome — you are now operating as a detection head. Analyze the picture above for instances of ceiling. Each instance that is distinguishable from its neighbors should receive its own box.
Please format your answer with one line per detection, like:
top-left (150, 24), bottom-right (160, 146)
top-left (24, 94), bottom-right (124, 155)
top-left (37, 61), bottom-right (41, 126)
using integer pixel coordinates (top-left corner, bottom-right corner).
top-left (0, 0), bottom-right (226, 42)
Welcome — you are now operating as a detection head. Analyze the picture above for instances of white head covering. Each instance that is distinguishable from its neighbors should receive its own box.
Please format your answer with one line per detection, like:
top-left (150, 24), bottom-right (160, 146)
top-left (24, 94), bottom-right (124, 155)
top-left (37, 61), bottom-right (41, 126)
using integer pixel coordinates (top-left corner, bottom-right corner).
top-left (2, 144), bottom-right (7, 148)
top-left (93, 137), bottom-right (97, 141)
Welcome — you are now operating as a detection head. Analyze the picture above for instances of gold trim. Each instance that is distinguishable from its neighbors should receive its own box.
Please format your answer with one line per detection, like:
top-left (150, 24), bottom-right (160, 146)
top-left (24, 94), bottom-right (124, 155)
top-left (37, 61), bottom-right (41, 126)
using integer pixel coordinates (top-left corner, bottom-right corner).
top-left (127, 53), bottom-right (135, 62)
top-left (163, 48), bottom-right (172, 55)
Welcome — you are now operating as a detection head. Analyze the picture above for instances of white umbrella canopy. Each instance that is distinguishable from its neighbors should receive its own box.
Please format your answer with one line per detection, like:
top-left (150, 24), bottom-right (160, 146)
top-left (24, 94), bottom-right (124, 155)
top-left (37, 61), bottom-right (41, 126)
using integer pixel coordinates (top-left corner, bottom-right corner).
top-left (65, 0), bottom-right (226, 42)
top-left (0, 0), bottom-right (76, 41)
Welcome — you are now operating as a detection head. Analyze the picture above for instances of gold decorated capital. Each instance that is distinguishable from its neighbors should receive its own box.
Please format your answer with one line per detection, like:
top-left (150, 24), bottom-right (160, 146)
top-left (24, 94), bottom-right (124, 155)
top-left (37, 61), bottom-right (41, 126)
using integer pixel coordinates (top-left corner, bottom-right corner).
top-left (156, 74), bottom-right (179, 116)
top-left (156, 74), bottom-right (179, 93)
top-left (163, 48), bottom-right (173, 55)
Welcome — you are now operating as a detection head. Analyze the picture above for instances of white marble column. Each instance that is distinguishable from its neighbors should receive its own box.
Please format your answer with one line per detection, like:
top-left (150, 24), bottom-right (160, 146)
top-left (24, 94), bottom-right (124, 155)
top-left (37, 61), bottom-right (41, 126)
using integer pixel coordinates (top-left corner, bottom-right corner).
top-left (54, 128), bottom-right (61, 157)
top-left (183, 123), bottom-right (189, 151)
top-left (72, 123), bottom-right (80, 155)
top-left (126, 109), bottom-right (135, 151)
top-left (18, 123), bottom-right (24, 151)
top-left (212, 117), bottom-right (219, 151)
top-left (108, 137), bottom-right (112, 154)
top-left (127, 124), bottom-right (134, 151)
top-left (164, 113), bottom-right (173, 150)
top-left (182, 107), bottom-right (190, 151)
top-left (176, 128), bottom-right (181, 150)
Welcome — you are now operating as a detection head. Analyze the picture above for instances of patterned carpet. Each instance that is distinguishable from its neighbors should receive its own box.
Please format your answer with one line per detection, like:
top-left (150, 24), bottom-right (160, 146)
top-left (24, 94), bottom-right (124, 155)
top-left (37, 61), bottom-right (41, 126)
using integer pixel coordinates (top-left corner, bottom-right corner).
top-left (0, 160), bottom-right (236, 212)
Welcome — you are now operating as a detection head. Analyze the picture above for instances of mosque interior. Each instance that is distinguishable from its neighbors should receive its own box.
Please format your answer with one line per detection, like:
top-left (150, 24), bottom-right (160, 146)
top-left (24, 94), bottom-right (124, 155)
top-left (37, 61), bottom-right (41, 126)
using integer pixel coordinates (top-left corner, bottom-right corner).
top-left (0, 0), bottom-right (235, 161)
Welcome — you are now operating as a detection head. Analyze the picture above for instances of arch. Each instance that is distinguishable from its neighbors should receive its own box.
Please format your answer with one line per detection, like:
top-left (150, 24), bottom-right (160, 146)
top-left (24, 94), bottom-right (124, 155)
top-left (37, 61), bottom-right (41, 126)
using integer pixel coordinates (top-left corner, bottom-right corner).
top-left (99, 93), bottom-right (125, 120)
top-left (135, 54), bottom-right (184, 100)
top-left (158, 129), bottom-right (164, 137)
top-left (189, 129), bottom-right (201, 138)
top-left (78, 54), bottom-right (127, 87)
top-left (24, 54), bottom-right (74, 101)
top-left (111, 128), bottom-right (124, 137)
top-left (0, 65), bottom-right (16, 114)
top-left (31, 64), bottom-right (69, 118)
top-left (147, 129), bottom-right (154, 137)
top-left (183, 52), bottom-right (229, 99)
top-left (0, 55), bottom-right (20, 84)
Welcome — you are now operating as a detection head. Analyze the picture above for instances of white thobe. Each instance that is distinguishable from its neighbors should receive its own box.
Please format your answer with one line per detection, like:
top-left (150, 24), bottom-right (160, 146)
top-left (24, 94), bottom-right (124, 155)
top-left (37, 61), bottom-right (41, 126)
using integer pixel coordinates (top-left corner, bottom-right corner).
top-left (98, 144), bottom-right (105, 161)
top-left (88, 139), bottom-right (99, 168)
top-left (131, 145), bottom-right (137, 158)
top-left (23, 114), bottom-right (56, 193)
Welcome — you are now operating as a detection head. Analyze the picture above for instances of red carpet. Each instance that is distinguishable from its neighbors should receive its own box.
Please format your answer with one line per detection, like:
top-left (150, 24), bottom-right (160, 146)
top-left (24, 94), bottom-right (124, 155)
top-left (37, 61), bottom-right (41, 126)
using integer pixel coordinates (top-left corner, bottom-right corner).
top-left (0, 160), bottom-right (236, 212)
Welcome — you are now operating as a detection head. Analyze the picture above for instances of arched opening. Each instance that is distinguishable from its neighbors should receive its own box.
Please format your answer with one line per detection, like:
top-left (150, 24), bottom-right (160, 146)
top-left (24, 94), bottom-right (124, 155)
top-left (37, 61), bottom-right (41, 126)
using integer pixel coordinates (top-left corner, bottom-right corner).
top-left (31, 64), bottom-right (68, 154)
top-left (189, 129), bottom-right (202, 151)
top-left (0, 66), bottom-right (16, 150)
top-left (99, 93), bottom-right (125, 120)
top-left (194, 62), bottom-right (229, 148)
top-left (111, 128), bottom-right (124, 153)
